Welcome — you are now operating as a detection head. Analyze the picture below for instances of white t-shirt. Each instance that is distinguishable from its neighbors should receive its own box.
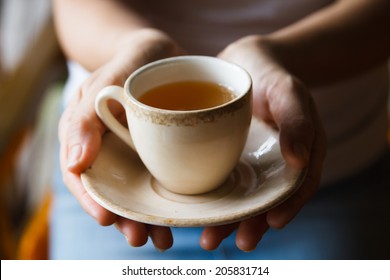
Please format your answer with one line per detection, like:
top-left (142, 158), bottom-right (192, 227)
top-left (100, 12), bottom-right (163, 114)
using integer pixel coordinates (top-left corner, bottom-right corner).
top-left (64, 0), bottom-right (389, 185)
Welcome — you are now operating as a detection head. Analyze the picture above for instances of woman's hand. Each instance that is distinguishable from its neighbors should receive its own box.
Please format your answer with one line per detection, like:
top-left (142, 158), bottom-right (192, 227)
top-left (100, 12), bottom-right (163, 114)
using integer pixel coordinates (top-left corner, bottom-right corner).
top-left (200, 35), bottom-right (327, 252)
top-left (58, 29), bottom-right (182, 251)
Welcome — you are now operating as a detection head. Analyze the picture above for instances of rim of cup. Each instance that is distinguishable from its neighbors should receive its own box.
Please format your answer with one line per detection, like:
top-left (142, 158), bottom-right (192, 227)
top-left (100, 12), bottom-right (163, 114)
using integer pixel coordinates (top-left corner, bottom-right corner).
top-left (123, 55), bottom-right (253, 116)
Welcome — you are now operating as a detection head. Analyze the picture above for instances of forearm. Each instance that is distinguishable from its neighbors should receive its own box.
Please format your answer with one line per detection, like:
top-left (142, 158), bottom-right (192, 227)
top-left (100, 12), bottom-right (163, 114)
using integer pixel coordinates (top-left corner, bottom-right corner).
top-left (263, 0), bottom-right (390, 86)
top-left (53, 0), bottom-right (174, 71)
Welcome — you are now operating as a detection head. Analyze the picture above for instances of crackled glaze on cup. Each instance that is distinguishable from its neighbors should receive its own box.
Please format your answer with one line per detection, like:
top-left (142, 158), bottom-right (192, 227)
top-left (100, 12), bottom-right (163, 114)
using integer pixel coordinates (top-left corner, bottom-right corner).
top-left (95, 56), bottom-right (252, 195)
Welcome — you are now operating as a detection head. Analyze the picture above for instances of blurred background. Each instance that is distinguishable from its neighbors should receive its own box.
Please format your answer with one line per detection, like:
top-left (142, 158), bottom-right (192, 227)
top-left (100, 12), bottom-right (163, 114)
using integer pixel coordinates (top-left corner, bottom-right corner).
top-left (0, 0), bottom-right (67, 259)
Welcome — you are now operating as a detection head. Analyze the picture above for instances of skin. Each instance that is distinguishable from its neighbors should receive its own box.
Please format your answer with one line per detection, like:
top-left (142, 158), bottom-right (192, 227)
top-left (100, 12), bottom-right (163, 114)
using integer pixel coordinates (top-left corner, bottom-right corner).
top-left (53, 0), bottom-right (389, 252)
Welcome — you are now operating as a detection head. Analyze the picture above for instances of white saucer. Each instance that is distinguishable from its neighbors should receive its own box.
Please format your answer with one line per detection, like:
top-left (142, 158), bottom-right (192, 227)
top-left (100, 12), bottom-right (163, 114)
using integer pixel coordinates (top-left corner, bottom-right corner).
top-left (81, 117), bottom-right (306, 227)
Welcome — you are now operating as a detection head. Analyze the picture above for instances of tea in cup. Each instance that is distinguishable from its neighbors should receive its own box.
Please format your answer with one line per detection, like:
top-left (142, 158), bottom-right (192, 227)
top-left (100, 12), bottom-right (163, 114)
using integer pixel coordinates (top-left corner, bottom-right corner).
top-left (95, 55), bottom-right (252, 195)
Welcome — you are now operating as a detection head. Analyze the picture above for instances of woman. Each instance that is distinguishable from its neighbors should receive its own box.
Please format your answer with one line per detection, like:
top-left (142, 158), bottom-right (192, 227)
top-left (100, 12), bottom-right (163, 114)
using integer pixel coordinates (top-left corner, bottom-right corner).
top-left (51, 0), bottom-right (390, 259)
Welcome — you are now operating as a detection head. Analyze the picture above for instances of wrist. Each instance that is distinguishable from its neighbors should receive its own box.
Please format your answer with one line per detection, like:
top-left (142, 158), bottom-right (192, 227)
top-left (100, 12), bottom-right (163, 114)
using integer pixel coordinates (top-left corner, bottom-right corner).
top-left (97, 28), bottom-right (182, 86)
top-left (116, 28), bottom-right (182, 61)
top-left (220, 34), bottom-right (290, 81)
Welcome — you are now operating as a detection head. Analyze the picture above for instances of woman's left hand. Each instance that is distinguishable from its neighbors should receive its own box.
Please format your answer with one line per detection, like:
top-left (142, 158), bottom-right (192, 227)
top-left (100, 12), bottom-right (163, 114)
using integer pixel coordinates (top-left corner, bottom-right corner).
top-left (200, 35), bottom-right (327, 252)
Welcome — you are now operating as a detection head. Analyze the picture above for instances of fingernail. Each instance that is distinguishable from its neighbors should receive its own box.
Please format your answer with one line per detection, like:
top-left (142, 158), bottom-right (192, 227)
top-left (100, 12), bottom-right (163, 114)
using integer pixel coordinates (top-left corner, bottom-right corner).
top-left (155, 247), bottom-right (167, 253)
top-left (152, 240), bottom-right (167, 252)
top-left (124, 235), bottom-right (131, 245)
top-left (243, 248), bottom-right (256, 253)
top-left (67, 144), bottom-right (82, 169)
top-left (293, 143), bottom-right (309, 165)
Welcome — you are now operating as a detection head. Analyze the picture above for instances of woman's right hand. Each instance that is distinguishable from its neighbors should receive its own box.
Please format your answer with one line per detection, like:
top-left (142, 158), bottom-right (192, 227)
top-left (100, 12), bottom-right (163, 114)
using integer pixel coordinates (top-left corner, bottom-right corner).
top-left (58, 29), bottom-right (182, 251)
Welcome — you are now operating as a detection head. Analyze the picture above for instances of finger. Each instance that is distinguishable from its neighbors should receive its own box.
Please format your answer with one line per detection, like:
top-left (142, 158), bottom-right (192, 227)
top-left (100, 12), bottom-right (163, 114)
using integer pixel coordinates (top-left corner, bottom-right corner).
top-left (58, 88), bottom-right (112, 225)
top-left (59, 144), bottom-right (117, 226)
top-left (266, 177), bottom-right (316, 229)
top-left (267, 118), bottom-right (327, 229)
top-left (59, 94), bottom-right (106, 174)
top-left (115, 216), bottom-right (149, 247)
top-left (235, 214), bottom-right (269, 252)
top-left (147, 225), bottom-right (173, 251)
top-left (265, 76), bottom-right (315, 169)
top-left (200, 223), bottom-right (238, 251)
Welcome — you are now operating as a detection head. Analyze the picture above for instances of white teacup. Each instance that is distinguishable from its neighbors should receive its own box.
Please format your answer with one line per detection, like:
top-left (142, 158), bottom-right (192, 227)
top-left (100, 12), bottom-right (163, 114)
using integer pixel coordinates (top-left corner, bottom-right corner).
top-left (95, 55), bottom-right (252, 195)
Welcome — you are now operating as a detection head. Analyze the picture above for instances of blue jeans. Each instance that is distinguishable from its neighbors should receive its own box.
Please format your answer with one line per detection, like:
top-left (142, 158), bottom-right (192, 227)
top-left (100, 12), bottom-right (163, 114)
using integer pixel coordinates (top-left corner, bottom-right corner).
top-left (50, 139), bottom-right (390, 259)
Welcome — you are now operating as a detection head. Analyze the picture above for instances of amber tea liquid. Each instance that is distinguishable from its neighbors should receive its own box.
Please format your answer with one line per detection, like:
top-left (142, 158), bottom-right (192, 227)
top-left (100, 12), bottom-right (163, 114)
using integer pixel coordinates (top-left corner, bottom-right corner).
top-left (137, 81), bottom-right (235, 111)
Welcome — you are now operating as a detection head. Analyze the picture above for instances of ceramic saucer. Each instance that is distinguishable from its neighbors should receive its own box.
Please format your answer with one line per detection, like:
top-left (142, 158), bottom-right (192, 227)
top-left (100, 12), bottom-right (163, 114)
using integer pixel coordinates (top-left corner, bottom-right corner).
top-left (81, 117), bottom-right (306, 227)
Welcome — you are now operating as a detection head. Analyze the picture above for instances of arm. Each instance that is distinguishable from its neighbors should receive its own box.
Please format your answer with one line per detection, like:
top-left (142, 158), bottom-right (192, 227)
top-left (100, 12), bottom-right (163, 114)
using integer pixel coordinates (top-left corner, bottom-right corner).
top-left (54, 0), bottom-right (150, 71)
top-left (262, 0), bottom-right (390, 86)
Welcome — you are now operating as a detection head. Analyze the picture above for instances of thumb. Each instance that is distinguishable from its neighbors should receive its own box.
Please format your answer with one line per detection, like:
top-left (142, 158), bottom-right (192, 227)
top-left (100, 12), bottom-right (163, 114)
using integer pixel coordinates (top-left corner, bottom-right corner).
top-left (266, 76), bottom-right (315, 169)
top-left (64, 113), bottom-right (105, 174)
top-left (279, 116), bottom-right (314, 169)
top-left (59, 98), bottom-right (115, 226)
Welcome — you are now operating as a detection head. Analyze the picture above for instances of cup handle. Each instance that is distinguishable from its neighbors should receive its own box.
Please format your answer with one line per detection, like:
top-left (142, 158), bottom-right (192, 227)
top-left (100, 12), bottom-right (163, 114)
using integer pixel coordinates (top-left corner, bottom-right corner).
top-left (95, 85), bottom-right (136, 150)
